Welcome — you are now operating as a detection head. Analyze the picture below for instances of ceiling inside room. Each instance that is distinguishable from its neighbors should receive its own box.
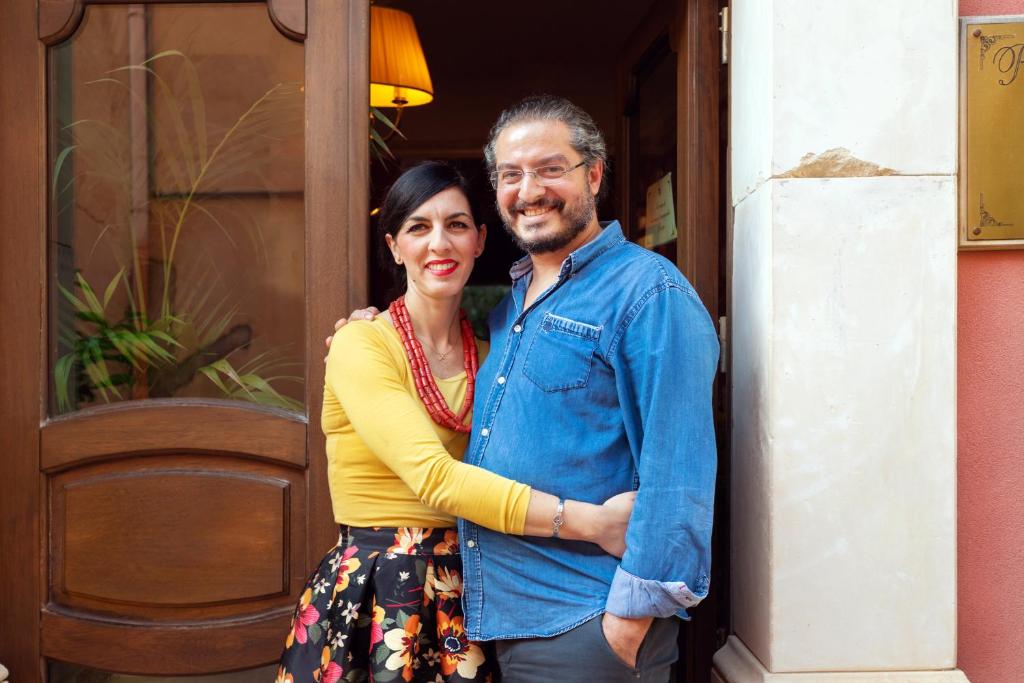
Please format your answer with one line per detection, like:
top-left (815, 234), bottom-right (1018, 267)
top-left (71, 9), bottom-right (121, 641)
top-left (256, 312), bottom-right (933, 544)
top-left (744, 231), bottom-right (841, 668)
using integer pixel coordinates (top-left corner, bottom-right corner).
top-left (375, 0), bottom-right (660, 154)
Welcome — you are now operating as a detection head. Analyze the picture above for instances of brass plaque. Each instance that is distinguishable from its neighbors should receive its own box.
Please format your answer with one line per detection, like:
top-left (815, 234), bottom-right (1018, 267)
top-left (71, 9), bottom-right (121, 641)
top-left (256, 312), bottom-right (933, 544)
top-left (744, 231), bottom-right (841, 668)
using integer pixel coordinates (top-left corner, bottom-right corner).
top-left (962, 18), bottom-right (1024, 248)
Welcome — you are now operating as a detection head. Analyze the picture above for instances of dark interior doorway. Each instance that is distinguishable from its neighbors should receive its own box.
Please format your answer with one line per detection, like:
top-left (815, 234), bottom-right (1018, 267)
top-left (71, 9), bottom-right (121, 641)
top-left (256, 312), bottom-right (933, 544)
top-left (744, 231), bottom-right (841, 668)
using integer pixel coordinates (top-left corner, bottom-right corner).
top-left (367, 2), bottom-right (730, 682)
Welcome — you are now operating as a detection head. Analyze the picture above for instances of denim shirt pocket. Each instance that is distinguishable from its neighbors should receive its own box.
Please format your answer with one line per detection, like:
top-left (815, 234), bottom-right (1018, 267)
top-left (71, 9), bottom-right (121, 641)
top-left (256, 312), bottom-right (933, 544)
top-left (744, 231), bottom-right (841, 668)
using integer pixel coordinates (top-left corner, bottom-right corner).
top-left (523, 313), bottom-right (602, 392)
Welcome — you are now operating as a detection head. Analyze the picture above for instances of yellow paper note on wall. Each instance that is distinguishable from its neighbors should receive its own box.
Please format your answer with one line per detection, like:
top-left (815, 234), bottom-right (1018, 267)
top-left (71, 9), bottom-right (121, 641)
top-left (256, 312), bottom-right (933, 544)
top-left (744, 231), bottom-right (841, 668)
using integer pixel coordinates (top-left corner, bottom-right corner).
top-left (643, 173), bottom-right (677, 249)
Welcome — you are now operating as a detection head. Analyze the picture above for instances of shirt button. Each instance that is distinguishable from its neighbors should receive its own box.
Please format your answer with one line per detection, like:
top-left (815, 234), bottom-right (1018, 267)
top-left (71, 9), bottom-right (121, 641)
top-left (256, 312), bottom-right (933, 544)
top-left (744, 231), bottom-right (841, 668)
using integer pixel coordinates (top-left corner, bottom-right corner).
top-left (466, 540), bottom-right (476, 548)
top-left (480, 428), bottom-right (490, 437)
top-left (513, 324), bottom-right (522, 333)
top-left (497, 376), bottom-right (506, 385)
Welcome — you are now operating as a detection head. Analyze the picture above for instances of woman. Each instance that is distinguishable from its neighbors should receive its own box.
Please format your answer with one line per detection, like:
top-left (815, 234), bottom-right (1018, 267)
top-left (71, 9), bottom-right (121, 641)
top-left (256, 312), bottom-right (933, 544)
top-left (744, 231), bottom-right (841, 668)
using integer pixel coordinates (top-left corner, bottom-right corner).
top-left (276, 162), bottom-right (633, 683)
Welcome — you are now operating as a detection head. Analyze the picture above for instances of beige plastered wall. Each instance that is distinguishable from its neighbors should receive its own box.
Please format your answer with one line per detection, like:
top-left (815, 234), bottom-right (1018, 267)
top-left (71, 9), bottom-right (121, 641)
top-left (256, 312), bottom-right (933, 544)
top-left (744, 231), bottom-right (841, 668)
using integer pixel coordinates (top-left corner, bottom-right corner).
top-left (715, 1), bottom-right (969, 681)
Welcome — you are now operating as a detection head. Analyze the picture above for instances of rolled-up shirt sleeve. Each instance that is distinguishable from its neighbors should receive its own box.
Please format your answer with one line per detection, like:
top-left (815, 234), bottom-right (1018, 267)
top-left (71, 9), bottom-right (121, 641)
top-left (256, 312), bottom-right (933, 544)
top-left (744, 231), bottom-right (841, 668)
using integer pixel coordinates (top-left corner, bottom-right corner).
top-left (605, 284), bottom-right (719, 619)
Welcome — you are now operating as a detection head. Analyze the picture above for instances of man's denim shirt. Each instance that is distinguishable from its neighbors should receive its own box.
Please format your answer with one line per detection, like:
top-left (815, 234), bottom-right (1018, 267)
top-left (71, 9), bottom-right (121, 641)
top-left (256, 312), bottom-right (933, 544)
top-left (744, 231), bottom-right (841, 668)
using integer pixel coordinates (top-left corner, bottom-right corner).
top-left (459, 221), bottom-right (720, 640)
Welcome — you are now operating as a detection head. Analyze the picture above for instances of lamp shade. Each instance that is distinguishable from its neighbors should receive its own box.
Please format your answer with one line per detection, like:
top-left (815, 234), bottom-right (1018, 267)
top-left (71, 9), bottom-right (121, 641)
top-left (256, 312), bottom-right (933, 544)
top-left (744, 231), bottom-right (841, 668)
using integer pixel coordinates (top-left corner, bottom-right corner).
top-left (370, 7), bottom-right (433, 108)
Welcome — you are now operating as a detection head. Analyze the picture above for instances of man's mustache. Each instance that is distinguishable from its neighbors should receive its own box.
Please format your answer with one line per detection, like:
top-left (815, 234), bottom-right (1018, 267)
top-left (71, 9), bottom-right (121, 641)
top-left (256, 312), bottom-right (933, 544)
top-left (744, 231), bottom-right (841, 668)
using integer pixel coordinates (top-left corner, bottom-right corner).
top-left (509, 198), bottom-right (565, 213)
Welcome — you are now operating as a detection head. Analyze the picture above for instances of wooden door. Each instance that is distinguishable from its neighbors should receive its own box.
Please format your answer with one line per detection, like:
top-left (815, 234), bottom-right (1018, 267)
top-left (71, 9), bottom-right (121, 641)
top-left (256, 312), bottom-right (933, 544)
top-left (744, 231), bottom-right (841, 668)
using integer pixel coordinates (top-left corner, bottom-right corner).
top-left (0, 0), bottom-right (369, 678)
top-left (616, 0), bottom-right (728, 680)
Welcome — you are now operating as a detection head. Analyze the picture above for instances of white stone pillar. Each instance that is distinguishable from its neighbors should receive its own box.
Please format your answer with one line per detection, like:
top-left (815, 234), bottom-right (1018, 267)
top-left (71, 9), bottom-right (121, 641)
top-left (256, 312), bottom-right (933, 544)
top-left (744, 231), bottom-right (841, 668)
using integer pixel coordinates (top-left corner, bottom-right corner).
top-left (716, 1), bottom-right (968, 681)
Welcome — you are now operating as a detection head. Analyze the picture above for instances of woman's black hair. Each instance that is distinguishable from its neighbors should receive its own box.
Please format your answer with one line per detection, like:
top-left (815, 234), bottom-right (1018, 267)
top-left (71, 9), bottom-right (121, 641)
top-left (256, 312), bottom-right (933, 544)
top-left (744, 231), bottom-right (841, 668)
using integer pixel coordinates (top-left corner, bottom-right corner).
top-left (377, 161), bottom-right (481, 283)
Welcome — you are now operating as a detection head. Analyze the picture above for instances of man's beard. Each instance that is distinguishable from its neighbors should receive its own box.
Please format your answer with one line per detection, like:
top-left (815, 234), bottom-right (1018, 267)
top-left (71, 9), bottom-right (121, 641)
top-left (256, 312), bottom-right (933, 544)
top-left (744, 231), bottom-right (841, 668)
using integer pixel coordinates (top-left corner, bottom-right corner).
top-left (499, 192), bottom-right (595, 254)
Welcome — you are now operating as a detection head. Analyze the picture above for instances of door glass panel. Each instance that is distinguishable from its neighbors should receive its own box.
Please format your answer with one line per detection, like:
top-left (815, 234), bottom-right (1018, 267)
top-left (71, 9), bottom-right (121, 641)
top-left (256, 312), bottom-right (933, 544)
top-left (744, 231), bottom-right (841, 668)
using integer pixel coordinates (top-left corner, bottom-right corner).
top-left (48, 3), bottom-right (305, 416)
top-left (627, 36), bottom-right (677, 262)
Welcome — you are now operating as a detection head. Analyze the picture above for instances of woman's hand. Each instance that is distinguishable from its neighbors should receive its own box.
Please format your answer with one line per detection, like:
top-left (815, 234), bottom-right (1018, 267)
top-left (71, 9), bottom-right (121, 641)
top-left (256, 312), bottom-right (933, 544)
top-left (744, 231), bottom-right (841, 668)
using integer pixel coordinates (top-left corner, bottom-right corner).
top-left (594, 491), bottom-right (635, 558)
top-left (530, 492), bottom-right (634, 555)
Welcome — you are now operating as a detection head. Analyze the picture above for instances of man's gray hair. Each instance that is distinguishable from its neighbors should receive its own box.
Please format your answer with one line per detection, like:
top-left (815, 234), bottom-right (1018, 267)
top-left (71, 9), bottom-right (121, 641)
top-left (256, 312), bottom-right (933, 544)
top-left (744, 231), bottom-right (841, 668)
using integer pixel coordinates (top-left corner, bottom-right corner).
top-left (483, 95), bottom-right (608, 180)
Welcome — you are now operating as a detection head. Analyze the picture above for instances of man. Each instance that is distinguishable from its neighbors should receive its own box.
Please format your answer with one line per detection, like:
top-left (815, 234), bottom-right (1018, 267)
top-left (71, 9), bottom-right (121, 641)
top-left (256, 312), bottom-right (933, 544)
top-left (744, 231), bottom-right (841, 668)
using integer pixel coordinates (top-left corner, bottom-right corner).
top-left (337, 95), bottom-right (718, 681)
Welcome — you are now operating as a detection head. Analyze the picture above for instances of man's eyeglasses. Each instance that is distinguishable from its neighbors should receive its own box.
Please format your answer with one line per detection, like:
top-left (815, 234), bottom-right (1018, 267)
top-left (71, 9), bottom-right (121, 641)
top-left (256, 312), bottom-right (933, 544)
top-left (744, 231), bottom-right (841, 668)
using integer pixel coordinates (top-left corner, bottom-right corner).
top-left (489, 161), bottom-right (586, 190)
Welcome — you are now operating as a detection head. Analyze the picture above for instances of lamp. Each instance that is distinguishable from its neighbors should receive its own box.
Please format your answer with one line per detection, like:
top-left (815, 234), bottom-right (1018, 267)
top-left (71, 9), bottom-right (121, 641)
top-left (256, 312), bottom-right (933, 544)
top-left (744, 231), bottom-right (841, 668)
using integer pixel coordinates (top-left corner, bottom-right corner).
top-left (370, 6), bottom-right (433, 110)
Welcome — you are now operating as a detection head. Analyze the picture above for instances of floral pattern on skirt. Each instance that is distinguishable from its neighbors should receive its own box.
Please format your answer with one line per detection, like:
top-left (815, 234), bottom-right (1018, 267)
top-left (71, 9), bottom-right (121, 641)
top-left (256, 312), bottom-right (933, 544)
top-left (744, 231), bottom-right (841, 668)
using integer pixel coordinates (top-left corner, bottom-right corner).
top-left (276, 527), bottom-right (495, 683)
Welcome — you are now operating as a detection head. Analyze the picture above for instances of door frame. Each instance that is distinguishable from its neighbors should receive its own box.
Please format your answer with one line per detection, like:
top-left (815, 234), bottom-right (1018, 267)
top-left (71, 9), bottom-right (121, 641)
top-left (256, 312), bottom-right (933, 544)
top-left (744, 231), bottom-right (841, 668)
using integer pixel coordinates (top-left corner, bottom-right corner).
top-left (616, 0), bottom-right (729, 679)
top-left (0, 0), bottom-right (369, 677)
top-left (0, 0), bottom-right (45, 675)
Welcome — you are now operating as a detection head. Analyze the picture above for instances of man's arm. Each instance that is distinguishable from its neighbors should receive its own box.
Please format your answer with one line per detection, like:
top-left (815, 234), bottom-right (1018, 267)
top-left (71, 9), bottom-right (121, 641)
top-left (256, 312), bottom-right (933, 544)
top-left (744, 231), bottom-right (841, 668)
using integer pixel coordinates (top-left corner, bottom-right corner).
top-left (602, 283), bottom-right (719, 659)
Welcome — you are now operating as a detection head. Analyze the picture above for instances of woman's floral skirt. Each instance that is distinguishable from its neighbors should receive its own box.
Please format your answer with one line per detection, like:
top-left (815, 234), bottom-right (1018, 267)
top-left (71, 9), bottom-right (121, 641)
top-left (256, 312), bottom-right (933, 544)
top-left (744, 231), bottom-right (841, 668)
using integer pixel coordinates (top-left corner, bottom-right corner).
top-left (276, 526), bottom-right (495, 683)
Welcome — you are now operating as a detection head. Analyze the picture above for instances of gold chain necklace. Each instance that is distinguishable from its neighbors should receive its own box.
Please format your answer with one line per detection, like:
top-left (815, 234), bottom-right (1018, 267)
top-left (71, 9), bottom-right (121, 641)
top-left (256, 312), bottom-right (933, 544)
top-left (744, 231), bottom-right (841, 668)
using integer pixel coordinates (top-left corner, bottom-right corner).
top-left (419, 338), bottom-right (454, 362)
top-left (409, 311), bottom-right (460, 362)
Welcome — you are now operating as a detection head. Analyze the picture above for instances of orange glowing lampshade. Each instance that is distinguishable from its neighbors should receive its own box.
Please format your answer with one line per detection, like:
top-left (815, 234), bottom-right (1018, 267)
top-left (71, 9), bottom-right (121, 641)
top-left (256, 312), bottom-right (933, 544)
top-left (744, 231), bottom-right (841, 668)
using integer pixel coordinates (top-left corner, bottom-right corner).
top-left (370, 6), bottom-right (433, 108)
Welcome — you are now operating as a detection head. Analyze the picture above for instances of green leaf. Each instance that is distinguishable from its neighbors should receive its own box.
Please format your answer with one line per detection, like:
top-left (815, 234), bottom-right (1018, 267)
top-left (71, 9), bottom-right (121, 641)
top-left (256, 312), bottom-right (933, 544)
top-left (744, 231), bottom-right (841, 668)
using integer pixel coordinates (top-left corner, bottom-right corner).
top-left (58, 282), bottom-right (90, 315)
top-left (82, 357), bottom-right (122, 402)
top-left (182, 56), bottom-right (208, 168)
top-left (199, 304), bottom-right (238, 348)
top-left (237, 373), bottom-right (284, 397)
top-left (74, 310), bottom-right (106, 326)
top-left (370, 128), bottom-right (395, 160)
top-left (80, 77), bottom-right (125, 88)
top-left (134, 332), bottom-right (175, 363)
top-left (141, 49), bottom-right (187, 65)
top-left (371, 107), bottom-right (405, 138)
top-left (52, 145), bottom-right (77, 194)
top-left (148, 330), bottom-right (185, 349)
top-left (107, 372), bottom-right (133, 387)
top-left (54, 353), bottom-right (75, 412)
top-left (102, 268), bottom-right (126, 309)
top-left (113, 331), bottom-right (153, 365)
top-left (104, 330), bottom-right (143, 369)
top-left (75, 272), bottom-right (104, 317)
top-left (198, 358), bottom-right (302, 411)
top-left (199, 365), bottom-right (233, 396)
top-left (57, 330), bottom-right (77, 348)
top-left (107, 64), bottom-right (158, 78)
top-left (208, 358), bottom-right (256, 399)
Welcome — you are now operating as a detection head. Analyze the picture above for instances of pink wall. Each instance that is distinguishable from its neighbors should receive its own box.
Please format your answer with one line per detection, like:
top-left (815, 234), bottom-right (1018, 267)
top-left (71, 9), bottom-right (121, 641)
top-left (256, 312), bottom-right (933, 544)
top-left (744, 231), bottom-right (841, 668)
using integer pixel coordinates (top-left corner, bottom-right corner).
top-left (958, 255), bottom-right (1024, 683)
top-left (961, 0), bottom-right (1024, 14)
top-left (958, 5), bottom-right (1024, 683)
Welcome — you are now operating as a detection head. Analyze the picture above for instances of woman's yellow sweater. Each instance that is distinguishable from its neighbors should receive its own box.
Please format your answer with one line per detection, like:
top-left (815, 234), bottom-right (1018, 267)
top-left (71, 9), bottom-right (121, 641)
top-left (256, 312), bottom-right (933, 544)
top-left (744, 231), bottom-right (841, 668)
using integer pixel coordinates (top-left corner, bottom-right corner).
top-left (322, 316), bottom-right (530, 533)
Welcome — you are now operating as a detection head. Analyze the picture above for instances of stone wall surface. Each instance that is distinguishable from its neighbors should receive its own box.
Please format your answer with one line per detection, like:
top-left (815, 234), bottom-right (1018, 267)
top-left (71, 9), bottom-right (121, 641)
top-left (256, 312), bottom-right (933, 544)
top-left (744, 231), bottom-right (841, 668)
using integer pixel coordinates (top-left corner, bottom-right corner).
top-left (720, 0), bottom-right (965, 680)
top-left (732, 0), bottom-right (957, 204)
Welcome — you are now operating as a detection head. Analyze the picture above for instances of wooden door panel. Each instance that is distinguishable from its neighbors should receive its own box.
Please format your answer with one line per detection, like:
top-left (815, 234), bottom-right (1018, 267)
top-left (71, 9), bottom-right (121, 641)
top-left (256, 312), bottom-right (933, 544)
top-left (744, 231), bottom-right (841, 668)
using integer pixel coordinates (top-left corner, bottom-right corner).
top-left (45, 451), bottom-right (307, 670)
top-left (41, 401), bottom-right (307, 470)
top-left (40, 399), bottom-right (310, 672)
top-left (52, 457), bottom-right (301, 612)
top-left (41, 606), bottom-right (292, 675)
top-left (39, 1), bottom-right (307, 46)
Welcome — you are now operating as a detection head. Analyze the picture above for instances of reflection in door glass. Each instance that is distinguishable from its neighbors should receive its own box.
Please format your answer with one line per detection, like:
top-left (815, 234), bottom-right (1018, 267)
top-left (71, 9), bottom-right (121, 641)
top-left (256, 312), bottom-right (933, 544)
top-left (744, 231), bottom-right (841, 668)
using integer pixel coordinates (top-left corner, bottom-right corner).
top-left (49, 3), bottom-right (305, 416)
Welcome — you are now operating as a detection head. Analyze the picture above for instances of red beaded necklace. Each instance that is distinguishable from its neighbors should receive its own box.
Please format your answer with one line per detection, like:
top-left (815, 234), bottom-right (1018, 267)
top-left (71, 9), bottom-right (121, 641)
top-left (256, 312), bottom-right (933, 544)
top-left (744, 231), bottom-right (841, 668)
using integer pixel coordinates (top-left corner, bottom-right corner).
top-left (389, 295), bottom-right (478, 433)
